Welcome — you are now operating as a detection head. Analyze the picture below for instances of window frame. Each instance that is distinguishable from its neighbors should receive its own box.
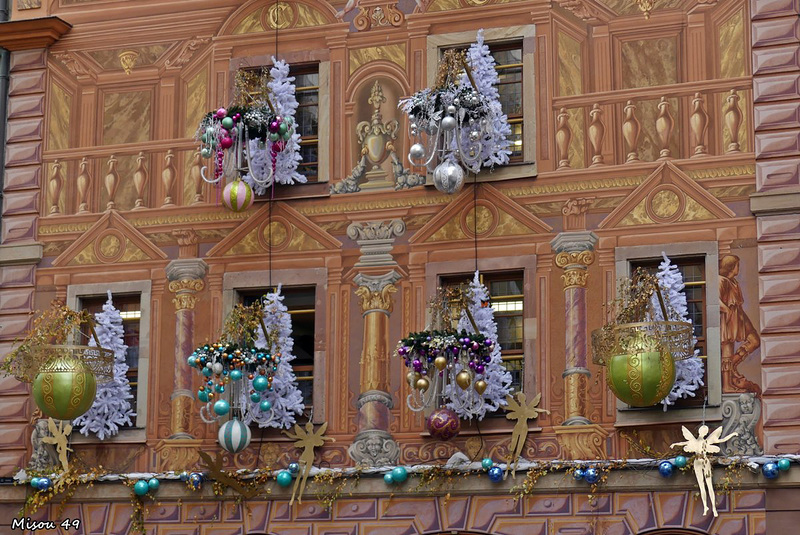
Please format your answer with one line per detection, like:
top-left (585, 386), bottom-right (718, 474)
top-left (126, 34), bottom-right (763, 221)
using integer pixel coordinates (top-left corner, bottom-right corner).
top-left (222, 268), bottom-right (327, 425)
top-left (66, 280), bottom-right (152, 442)
top-left (425, 25), bottom-right (537, 182)
top-left (613, 242), bottom-right (722, 426)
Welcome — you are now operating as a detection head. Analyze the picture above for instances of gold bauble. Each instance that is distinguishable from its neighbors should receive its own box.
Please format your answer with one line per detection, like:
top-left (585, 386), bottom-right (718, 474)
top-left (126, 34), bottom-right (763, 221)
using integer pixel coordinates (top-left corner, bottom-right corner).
top-left (407, 371), bottom-right (420, 386)
top-left (434, 356), bottom-right (448, 371)
top-left (416, 377), bottom-right (430, 392)
top-left (456, 370), bottom-right (472, 390)
top-left (474, 379), bottom-right (488, 395)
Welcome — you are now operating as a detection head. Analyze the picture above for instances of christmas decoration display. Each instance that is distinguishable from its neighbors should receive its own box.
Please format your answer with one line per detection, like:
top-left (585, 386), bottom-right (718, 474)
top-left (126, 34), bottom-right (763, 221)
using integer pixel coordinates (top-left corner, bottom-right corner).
top-left (241, 286), bottom-right (305, 429)
top-left (592, 270), bottom-right (693, 407)
top-left (196, 59), bottom-right (306, 201)
top-left (384, 466), bottom-right (408, 485)
top-left (504, 392), bottom-right (549, 479)
top-left (762, 462), bottom-right (779, 479)
top-left (276, 470), bottom-right (293, 487)
top-left (445, 271), bottom-right (512, 419)
top-left (74, 292), bottom-right (135, 440)
top-left (40, 419), bottom-right (72, 473)
top-left (221, 178), bottom-right (254, 212)
top-left (217, 418), bottom-right (251, 454)
top-left (649, 253), bottom-right (706, 409)
top-left (488, 466), bottom-right (503, 482)
top-left (400, 29), bottom-right (511, 194)
top-left (671, 424), bottom-right (738, 517)
top-left (133, 480), bottom-right (149, 496)
top-left (283, 422), bottom-right (335, 505)
top-left (426, 407), bottom-right (461, 441)
top-left (1, 303), bottom-right (113, 421)
top-left (658, 460), bottom-right (673, 477)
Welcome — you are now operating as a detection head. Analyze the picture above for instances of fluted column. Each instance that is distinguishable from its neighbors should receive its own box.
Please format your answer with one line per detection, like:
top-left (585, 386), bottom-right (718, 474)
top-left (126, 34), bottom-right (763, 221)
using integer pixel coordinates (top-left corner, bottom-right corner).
top-left (551, 232), bottom-right (597, 426)
top-left (347, 220), bottom-right (405, 467)
top-left (166, 258), bottom-right (208, 438)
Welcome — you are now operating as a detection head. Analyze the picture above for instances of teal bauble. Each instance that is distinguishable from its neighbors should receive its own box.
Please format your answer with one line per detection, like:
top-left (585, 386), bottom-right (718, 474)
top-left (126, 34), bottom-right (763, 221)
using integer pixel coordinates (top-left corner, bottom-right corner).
top-left (213, 399), bottom-right (230, 416)
top-left (200, 148), bottom-right (212, 158)
top-left (202, 367), bottom-right (212, 377)
top-left (198, 390), bottom-right (209, 403)
top-left (134, 480), bottom-right (149, 496)
top-left (253, 376), bottom-right (268, 392)
top-left (250, 392), bottom-right (261, 402)
top-left (391, 467), bottom-right (408, 483)
top-left (482, 458), bottom-right (494, 470)
top-left (230, 369), bottom-right (242, 381)
top-left (383, 473), bottom-right (394, 485)
top-left (269, 132), bottom-right (280, 142)
top-left (30, 477), bottom-right (40, 489)
top-left (221, 117), bottom-right (234, 130)
top-left (276, 470), bottom-right (293, 487)
top-left (260, 400), bottom-right (272, 412)
top-left (674, 455), bottom-right (687, 468)
top-left (148, 478), bottom-right (160, 491)
top-left (200, 133), bottom-right (208, 144)
top-left (218, 418), bottom-right (251, 454)
top-left (778, 459), bottom-right (791, 472)
top-left (187, 355), bottom-right (197, 367)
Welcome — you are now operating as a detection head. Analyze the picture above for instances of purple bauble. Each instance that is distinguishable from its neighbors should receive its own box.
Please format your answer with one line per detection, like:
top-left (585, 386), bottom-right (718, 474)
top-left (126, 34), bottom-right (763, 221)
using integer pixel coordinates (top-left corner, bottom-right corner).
top-left (412, 359), bottom-right (422, 372)
top-left (426, 407), bottom-right (461, 441)
top-left (269, 120), bottom-right (280, 132)
top-left (476, 364), bottom-right (485, 374)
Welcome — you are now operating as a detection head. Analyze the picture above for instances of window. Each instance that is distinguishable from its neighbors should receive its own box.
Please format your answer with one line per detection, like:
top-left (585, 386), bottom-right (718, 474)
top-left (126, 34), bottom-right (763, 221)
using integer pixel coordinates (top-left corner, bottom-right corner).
top-left (440, 271), bottom-right (525, 394)
top-left (80, 294), bottom-right (141, 422)
top-left (491, 42), bottom-right (523, 162)
top-left (239, 286), bottom-right (315, 412)
top-left (631, 257), bottom-right (708, 407)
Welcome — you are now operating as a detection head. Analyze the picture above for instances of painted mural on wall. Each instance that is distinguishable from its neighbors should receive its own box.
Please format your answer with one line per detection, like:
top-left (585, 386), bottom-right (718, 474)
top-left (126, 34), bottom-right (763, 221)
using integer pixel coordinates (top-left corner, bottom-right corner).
top-left (720, 253), bottom-right (761, 394)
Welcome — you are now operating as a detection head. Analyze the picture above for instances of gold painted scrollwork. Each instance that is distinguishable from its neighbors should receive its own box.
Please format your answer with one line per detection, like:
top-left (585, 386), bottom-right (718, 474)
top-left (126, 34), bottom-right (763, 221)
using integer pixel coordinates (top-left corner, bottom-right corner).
top-left (561, 269), bottom-right (589, 289)
top-left (355, 283), bottom-right (397, 313)
top-left (168, 279), bottom-right (205, 311)
top-left (555, 250), bottom-right (595, 269)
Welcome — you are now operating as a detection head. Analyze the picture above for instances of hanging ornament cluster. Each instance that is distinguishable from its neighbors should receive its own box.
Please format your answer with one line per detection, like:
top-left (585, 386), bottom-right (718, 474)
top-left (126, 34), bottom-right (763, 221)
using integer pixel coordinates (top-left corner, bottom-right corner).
top-left (195, 58), bottom-right (306, 209)
top-left (591, 269), bottom-right (694, 407)
top-left (399, 29), bottom-right (511, 194)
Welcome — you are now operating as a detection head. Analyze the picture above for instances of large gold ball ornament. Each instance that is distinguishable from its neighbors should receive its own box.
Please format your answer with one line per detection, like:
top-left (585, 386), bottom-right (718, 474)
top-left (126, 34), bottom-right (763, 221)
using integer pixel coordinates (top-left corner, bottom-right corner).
top-left (407, 371), bottom-right (421, 386)
top-left (606, 331), bottom-right (676, 407)
top-left (434, 356), bottom-right (448, 371)
top-left (474, 379), bottom-right (488, 395)
top-left (416, 377), bottom-right (430, 392)
top-left (456, 370), bottom-right (472, 390)
top-left (32, 357), bottom-right (97, 420)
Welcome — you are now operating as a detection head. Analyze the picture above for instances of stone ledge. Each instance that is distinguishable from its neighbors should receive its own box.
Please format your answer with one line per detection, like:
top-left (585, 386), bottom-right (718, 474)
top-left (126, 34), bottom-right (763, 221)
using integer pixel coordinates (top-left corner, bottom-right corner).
top-left (0, 243), bottom-right (42, 266)
top-left (751, 189), bottom-right (800, 216)
top-left (0, 17), bottom-right (71, 51)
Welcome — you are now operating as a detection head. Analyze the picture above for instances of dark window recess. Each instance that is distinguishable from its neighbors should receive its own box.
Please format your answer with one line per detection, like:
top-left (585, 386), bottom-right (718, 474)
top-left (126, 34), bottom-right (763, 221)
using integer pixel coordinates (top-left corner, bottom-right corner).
top-left (80, 294), bottom-right (141, 425)
top-left (440, 271), bottom-right (525, 395)
top-left (240, 286), bottom-right (315, 411)
top-left (632, 257), bottom-right (708, 407)
top-left (491, 42), bottom-right (524, 162)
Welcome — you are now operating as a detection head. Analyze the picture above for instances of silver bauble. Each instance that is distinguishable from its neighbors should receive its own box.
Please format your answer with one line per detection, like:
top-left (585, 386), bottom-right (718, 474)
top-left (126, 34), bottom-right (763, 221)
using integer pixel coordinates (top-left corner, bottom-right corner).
top-left (469, 130), bottom-right (481, 142)
top-left (212, 362), bottom-right (223, 375)
top-left (410, 122), bottom-right (418, 131)
top-left (453, 98), bottom-right (460, 107)
top-left (432, 161), bottom-right (465, 195)
top-left (441, 116), bottom-right (457, 132)
top-left (446, 105), bottom-right (457, 115)
top-left (408, 114), bottom-right (415, 121)
top-left (471, 96), bottom-right (480, 106)
top-left (409, 143), bottom-right (426, 161)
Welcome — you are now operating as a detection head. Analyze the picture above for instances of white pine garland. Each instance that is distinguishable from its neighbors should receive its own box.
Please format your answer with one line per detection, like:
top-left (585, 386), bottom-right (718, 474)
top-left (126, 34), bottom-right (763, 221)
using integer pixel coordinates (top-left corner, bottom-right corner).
top-left (73, 291), bottom-right (135, 439)
top-left (445, 271), bottom-right (512, 419)
top-left (648, 253), bottom-right (705, 410)
top-left (241, 285), bottom-right (305, 428)
top-left (243, 57), bottom-right (307, 193)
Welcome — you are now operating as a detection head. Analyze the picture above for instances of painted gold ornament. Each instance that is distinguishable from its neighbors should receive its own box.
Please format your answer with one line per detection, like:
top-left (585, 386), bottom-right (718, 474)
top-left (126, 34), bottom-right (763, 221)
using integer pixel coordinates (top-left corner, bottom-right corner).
top-left (33, 357), bottom-right (97, 420)
top-left (456, 370), bottom-right (472, 390)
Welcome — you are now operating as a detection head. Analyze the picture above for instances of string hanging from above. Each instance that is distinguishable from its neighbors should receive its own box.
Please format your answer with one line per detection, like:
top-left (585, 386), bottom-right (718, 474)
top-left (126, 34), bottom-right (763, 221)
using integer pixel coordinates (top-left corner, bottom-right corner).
top-left (399, 29), bottom-right (511, 195)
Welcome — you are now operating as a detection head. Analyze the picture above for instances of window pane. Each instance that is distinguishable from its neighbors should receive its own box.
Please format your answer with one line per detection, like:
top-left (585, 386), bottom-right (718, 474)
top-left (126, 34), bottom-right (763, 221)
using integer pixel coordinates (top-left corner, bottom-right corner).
top-left (503, 356), bottom-right (524, 394)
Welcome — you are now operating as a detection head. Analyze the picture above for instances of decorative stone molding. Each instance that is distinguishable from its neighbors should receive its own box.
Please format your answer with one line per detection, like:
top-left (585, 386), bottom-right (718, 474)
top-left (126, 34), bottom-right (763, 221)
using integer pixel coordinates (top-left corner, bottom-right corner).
top-left (356, 389), bottom-right (394, 410)
top-left (172, 229), bottom-right (199, 259)
top-left (165, 37), bottom-right (210, 69)
top-left (720, 393), bottom-right (763, 456)
top-left (348, 429), bottom-right (400, 467)
top-left (168, 279), bottom-right (205, 311)
top-left (166, 258), bottom-right (208, 282)
top-left (153, 439), bottom-right (202, 471)
top-left (0, 243), bottom-right (43, 266)
top-left (551, 231), bottom-right (598, 254)
top-left (354, 272), bottom-right (401, 314)
top-left (0, 17), bottom-right (71, 51)
top-left (348, 220), bottom-right (406, 267)
top-left (554, 424), bottom-right (609, 460)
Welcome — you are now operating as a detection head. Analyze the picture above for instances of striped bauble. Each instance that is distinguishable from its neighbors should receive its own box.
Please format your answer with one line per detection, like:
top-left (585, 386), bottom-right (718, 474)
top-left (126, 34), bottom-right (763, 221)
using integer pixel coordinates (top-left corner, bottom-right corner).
top-left (217, 418), bottom-right (251, 454)
top-left (222, 179), bottom-right (254, 212)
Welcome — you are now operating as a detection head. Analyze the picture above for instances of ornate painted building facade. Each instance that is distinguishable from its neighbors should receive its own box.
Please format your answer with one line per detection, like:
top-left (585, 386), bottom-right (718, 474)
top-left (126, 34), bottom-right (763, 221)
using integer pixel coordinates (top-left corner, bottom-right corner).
top-left (0, 0), bottom-right (798, 533)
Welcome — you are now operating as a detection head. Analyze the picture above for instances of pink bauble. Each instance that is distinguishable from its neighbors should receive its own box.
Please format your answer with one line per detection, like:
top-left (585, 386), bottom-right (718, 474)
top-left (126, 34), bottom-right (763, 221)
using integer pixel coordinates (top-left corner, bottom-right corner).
top-left (216, 108), bottom-right (227, 119)
top-left (220, 136), bottom-right (233, 149)
top-left (221, 179), bottom-right (254, 213)
top-left (426, 407), bottom-right (461, 441)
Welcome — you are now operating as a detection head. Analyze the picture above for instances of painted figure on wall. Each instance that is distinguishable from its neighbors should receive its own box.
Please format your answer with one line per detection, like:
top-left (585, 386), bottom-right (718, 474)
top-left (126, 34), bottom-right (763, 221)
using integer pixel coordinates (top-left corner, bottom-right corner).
top-left (719, 254), bottom-right (761, 394)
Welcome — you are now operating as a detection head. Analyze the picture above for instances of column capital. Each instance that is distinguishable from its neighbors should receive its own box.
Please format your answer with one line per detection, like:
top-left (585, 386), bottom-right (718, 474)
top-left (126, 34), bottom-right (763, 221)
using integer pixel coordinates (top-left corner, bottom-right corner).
top-left (166, 258), bottom-right (208, 281)
top-left (354, 271), bottom-right (401, 314)
top-left (550, 231), bottom-right (598, 254)
top-left (348, 220), bottom-right (406, 268)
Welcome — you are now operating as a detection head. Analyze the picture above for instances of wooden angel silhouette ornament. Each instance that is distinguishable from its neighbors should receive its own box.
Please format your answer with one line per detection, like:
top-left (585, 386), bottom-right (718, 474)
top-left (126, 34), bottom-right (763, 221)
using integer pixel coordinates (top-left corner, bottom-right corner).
top-left (40, 419), bottom-right (72, 472)
top-left (504, 392), bottom-right (549, 479)
top-left (283, 421), bottom-right (335, 505)
top-left (198, 450), bottom-right (260, 499)
top-left (670, 425), bottom-right (737, 517)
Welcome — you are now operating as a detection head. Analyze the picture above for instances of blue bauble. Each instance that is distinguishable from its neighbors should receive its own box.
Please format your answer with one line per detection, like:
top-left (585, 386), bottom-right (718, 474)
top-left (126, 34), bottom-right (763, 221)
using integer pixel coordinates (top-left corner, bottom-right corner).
top-left (179, 471), bottom-right (189, 482)
top-left (198, 389), bottom-right (209, 403)
top-left (250, 392), bottom-right (261, 403)
top-left (488, 466), bottom-right (503, 483)
top-left (253, 376), bottom-right (268, 392)
top-left (778, 459), bottom-right (791, 472)
top-left (391, 467), bottom-right (408, 483)
top-left (584, 467), bottom-right (599, 484)
top-left (38, 477), bottom-right (51, 491)
top-left (276, 470), bottom-right (293, 487)
top-left (573, 468), bottom-right (585, 481)
top-left (659, 461), bottom-right (673, 478)
top-left (482, 458), bottom-right (494, 471)
top-left (674, 455), bottom-right (687, 468)
top-left (383, 473), bottom-right (394, 485)
top-left (134, 479), bottom-right (149, 496)
top-left (260, 400), bottom-right (272, 412)
top-left (213, 399), bottom-right (230, 416)
top-left (762, 462), bottom-right (779, 479)
top-left (215, 384), bottom-right (224, 393)
top-left (189, 472), bottom-right (203, 490)
top-left (288, 462), bottom-right (300, 475)
top-left (187, 356), bottom-right (197, 367)
top-left (30, 477), bottom-right (41, 489)
top-left (230, 369), bottom-right (242, 381)
top-left (148, 478), bottom-right (160, 491)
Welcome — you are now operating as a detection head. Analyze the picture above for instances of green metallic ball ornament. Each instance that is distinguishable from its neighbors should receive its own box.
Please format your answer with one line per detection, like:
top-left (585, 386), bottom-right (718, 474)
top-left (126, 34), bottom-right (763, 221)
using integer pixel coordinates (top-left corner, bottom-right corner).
top-left (221, 117), bottom-right (234, 130)
top-left (32, 357), bottom-right (97, 420)
top-left (201, 148), bottom-right (212, 158)
top-left (250, 392), bottom-right (261, 402)
top-left (134, 480), bottom-right (149, 496)
top-left (278, 122), bottom-right (288, 135)
top-left (260, 399), bottom-right (272, 412)
top-left (230, 369), bottom-right (242, 381)
top-left (674, 455), bottom-right (687, 468)
top-left (213, 399), bottom-right (230, 416)
top-left (778, 459), bottom-right (791, 472)
top-left (605, 331), bottom-right (675, 407)
top-left (253, 376), bottom-right (268, 392)
top-left (383, 473), bottom-right (394, 485)
top-left (148, 478), bottom-right (160, 491)
top-left (269, 132), bottom-right (280, 142)
top-left (482, 458), bottom-right (494, 470)
top-left (276, 470), bottom-right (293, 487)
top-left (391, 467), bottom-right (408, 483)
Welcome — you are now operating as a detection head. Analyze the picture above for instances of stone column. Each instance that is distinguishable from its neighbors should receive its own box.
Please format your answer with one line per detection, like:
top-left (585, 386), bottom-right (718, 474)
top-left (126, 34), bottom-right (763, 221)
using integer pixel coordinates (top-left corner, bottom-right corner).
top-left (346, 220), bottom-right (404, 467)
top-left (166, 258), bottom-right (208, 439)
